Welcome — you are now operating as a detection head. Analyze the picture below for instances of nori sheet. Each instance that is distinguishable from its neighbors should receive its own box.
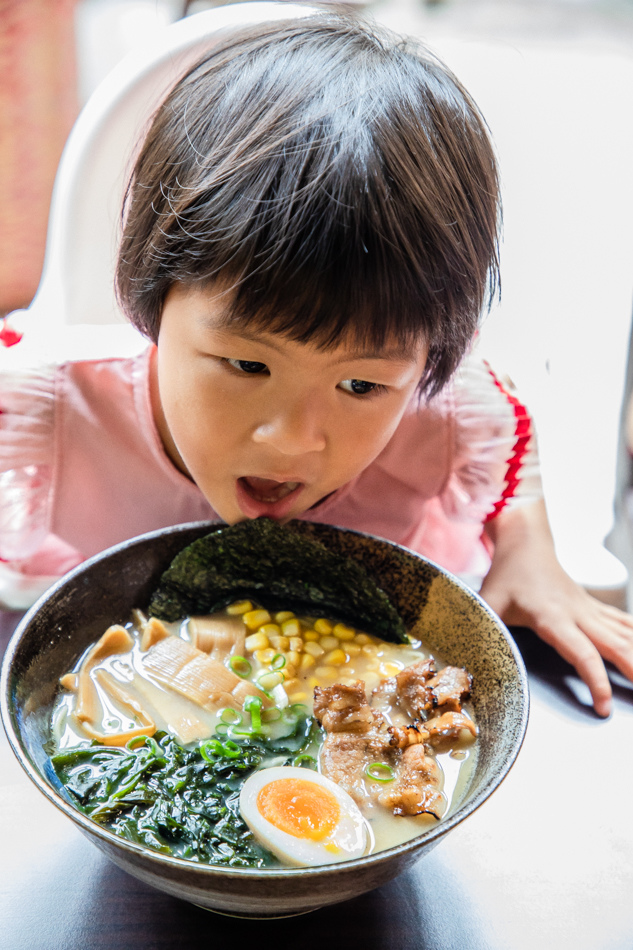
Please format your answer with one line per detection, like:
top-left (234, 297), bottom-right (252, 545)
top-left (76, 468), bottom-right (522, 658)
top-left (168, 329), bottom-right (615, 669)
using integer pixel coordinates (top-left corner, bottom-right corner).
top-left (148, 518), bottom-right (407, 642)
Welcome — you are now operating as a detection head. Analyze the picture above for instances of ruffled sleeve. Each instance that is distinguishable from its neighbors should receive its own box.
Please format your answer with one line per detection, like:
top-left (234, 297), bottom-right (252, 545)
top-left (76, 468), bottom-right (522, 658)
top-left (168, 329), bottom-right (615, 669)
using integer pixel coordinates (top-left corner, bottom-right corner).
top-left (439, 355), bottom-right (543, 525)
top-left (0, 364), bottom-right (83, 607)
top-left (0, 364), bottom-right (56, 559)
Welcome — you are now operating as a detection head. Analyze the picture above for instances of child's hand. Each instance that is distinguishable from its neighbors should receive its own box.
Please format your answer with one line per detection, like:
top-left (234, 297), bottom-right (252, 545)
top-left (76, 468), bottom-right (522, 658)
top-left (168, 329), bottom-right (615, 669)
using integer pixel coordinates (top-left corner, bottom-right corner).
top-left (479, 500), bottom-right (633, 718)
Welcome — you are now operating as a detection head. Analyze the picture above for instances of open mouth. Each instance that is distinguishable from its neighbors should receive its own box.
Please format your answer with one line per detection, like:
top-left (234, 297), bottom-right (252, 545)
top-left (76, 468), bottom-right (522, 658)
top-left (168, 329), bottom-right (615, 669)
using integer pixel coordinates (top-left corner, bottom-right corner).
top-left (239, 477), bottom-right (301, 503)
top-left (236, 476), bottom-right (305, 519)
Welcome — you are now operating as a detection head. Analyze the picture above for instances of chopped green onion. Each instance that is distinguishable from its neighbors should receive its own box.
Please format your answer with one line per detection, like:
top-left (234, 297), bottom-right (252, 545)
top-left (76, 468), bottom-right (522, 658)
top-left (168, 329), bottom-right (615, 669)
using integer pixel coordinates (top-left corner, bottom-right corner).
top-left (220, 707), bottom-right (242, 725)
top-left (200, 739), bottom-right (225, 762)
top-left (125, 735), bottom-right (164, 760)
top-left (262, 707), bottom-right (282, 723)
top-left (292, 754), bottom-right (318, 770)
top-left (244, 695), bottom-right (263, 733)
top-left (257, 671), bottom-right (283, 690)
top-left (365, 762), bottom-right (395, 783)
top-left (215, 722), bottom-right (229, 736)
top-left (126, 734), bottom-right (151, 751)
top-left (199, 738), bottom-right (243, 761)
top-left (271, 653), bottom-right (286, 671)
top-left (229, 656), bottom-right (252, 678)
top-left (221, 740), bottom-right (242, 759)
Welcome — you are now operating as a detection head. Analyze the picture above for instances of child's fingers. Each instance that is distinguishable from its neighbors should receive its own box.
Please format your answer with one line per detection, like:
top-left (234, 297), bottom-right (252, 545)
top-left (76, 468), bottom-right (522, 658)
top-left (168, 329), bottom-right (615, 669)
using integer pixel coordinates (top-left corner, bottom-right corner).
top-left (530, 613), bottom-right (613, 717)
top-left (575, 603), bottom-right (633, 684)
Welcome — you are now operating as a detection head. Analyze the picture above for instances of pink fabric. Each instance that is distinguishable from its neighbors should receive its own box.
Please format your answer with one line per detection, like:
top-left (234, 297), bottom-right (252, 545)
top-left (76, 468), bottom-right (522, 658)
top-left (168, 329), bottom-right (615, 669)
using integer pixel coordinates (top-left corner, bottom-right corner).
top-left (0, 346), bottom-right (542, 585)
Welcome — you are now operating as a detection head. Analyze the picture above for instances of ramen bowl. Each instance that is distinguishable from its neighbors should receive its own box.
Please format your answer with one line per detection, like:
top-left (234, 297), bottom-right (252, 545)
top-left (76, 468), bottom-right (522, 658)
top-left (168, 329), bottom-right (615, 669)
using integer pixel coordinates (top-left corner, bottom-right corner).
top-left (1, 521), bottom-right (528, 917)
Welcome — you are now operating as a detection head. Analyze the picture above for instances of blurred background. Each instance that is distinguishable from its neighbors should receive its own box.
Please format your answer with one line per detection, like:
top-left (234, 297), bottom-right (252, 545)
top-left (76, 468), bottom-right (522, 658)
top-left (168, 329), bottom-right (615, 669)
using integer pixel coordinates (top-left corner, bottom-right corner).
top-left (3, 0), bottom-right (633, 318)
top-left (2, 0), bottom-right (633, 605)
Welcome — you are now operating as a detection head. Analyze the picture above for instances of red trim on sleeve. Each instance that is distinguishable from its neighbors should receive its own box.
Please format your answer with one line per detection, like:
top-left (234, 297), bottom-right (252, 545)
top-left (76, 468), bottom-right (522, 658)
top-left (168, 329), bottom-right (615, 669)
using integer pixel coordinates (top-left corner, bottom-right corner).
top-left (0, 318), bottom-right (23, 347)
top-left (484, 363), bottom-right (532, 521)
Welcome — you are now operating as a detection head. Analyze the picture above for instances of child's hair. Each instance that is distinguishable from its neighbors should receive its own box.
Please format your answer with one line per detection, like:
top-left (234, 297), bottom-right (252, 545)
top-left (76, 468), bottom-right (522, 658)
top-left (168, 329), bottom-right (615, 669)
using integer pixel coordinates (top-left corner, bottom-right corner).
top-left (116, 13), bottom-right (500, 395)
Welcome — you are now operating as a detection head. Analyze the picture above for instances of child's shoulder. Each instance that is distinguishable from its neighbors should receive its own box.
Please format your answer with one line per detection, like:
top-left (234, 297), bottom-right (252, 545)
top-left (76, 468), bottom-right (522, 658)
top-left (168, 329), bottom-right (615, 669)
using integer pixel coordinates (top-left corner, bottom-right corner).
top-left (0, 347), bottom-right (152, 472)
top-left (1, 347), bottom-right (150, 407)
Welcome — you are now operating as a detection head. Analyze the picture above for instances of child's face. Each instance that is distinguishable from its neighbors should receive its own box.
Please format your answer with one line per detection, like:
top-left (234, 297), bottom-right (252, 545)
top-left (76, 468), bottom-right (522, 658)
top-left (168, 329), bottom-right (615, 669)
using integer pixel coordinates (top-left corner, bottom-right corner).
top-left (151, 283), bottom-right (429, 524)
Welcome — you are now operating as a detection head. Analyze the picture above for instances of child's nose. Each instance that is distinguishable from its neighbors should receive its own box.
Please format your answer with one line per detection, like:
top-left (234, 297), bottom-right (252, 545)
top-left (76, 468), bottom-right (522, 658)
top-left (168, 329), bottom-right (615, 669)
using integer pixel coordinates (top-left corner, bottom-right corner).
top-left (252, 397), bottom-right (327, 455)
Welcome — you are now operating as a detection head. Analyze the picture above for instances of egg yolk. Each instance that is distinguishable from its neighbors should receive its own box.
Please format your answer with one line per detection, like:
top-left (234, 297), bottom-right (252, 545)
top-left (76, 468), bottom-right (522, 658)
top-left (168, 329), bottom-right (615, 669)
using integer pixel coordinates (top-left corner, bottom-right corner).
top-left (256, 778), bottom-right (340, 841)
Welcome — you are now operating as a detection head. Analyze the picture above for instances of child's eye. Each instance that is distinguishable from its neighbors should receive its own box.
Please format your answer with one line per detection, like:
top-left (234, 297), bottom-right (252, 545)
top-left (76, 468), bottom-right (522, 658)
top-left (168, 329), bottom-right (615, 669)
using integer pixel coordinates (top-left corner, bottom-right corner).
top-left (339, 379), bottom-right (382, 396)
top-left (225, 358), bottom-right (268, 374)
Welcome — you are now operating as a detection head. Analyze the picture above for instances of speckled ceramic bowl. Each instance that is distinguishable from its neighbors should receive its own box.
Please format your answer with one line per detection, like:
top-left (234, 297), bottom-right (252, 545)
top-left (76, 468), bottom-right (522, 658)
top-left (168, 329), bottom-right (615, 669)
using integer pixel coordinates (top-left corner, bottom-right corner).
top-left (1, 521), bottom-right (528, 917)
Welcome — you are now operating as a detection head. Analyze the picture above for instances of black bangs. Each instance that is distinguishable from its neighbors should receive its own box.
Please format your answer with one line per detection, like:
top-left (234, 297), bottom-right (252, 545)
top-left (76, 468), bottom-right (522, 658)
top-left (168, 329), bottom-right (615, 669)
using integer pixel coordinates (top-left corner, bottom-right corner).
top-left (117, 14), bottom-right (500, 396)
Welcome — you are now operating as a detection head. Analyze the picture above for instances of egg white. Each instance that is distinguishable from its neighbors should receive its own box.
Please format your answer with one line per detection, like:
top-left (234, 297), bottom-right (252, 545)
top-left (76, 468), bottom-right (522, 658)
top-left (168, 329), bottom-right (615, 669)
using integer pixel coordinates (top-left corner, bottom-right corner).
top-left (239, 766), bottom-right (371, 867)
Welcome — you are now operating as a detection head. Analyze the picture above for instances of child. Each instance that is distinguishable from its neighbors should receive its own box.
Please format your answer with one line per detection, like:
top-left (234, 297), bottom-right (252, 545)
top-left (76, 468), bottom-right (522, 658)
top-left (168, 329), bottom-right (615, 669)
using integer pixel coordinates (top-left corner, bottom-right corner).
top-left (2, 13), bottom-right (632, 716)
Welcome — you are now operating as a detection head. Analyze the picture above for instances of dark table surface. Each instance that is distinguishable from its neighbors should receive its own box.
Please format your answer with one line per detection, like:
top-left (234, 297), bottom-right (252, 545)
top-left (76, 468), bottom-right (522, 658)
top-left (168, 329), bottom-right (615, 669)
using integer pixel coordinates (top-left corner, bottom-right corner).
top-left (2, 610), bottom-right (633, 950)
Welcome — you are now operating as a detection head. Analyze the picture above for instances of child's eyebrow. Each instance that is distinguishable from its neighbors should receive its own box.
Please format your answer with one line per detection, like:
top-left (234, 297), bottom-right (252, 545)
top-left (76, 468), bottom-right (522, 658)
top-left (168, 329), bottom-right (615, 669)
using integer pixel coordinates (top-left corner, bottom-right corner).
top-left (209, 321), bottom-right (421, 365)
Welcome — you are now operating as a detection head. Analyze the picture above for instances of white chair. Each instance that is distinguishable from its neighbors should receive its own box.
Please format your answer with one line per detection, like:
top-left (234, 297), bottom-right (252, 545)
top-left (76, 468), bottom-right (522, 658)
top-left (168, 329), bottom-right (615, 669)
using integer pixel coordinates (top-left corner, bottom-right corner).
top-left (4, 1), bottom-right (316, 367)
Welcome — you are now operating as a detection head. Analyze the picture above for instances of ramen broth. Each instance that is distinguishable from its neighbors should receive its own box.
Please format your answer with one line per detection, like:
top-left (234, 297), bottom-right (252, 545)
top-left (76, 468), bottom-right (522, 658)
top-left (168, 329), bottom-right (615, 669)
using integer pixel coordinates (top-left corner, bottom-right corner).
top-left (51, 602), bottom-right (478, 865)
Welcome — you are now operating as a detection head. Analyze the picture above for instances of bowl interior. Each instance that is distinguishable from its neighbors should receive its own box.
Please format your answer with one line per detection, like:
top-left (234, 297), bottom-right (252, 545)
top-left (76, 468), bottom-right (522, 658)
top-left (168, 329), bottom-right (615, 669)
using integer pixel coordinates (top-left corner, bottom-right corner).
top-left (1, 520), bottom-right (528, 887)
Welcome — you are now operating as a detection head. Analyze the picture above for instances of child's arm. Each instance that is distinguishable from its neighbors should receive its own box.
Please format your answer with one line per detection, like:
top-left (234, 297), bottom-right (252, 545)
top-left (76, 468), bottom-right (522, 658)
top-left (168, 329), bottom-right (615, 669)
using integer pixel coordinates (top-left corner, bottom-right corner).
top-left (479, 498), bottom-right (633, 717)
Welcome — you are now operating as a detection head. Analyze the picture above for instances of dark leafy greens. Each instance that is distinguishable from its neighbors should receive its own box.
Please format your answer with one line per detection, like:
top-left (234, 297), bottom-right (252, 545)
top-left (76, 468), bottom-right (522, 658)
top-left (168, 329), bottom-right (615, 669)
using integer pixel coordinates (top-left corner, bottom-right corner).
top-left (51, 715), bottom-right (320, 869)
top-left (149, 518), bottom-right (407, 642)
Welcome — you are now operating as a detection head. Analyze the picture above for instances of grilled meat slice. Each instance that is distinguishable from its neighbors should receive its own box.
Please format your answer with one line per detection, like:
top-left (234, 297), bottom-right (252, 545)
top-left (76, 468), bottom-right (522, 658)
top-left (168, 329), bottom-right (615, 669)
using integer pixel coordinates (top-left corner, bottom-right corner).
top-left (377, 744), bottom-right (446, 818)
top-left (314, 682), bottom-right (394, 804)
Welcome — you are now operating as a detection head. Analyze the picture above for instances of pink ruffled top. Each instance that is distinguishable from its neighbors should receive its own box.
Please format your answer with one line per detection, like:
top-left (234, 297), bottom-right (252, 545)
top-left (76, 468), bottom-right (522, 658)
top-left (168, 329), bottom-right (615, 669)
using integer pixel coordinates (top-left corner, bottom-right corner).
top-left (0, 346), bottom-right (542, 587)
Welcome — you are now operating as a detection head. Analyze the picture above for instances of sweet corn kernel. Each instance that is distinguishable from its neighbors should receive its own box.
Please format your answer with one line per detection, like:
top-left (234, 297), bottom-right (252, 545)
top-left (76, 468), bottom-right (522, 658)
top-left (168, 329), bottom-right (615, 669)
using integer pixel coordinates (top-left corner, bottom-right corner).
top-left (283, 663), bottom-right (297, 679)
top-left (289, 692), bottom-right (308, 703)
top-left (258, 623), bottom-right (281, 639)
top-left (345, 643), bottom-right (362, 656)
top-left (380, 662), bottom-right (403, 677)
top-left (363, 659), bottom-right (380, 672)
top-left (315, 665), bottom-right (338, 683)
top-left (319, 636), bottom-right (339, 651)
top-left (306, 676), bottom-right (320, 689)
top-left (339, 676), bottom-right (357, 686)
top-left (363, 672), bottom-right (381, 690)
top-left (313, 618), bottom-right (333, 635)
top-left (333, 623), bottom-right (356, 641)
top-left (287, 650), bottom-right (302, 668)
top-left (245, 632), bottom-right (269, 652)
top-left (362, 644), bottom-right (378, 656)
top-left (281, 618), bottom-right (301, 638)
top-left (303, 629), bottom-right (319, 642)
top-left (258, 671), bottom-right (283, 690)
top-left (300, 654), bottom-right (316, 671)
top-left (226, 600), bottom-right (253, 615)
top-left (354, 633), bottom-right (372, 645)
top-left (283, 677), bottom-right (301, 694)
top-left (254, 647), bottom-right (276, 665)
top-left (324, 649), bottom-right (347, 666)
top-left (304, 641), bottom-right (325, 658)
top-left (269, 635), bottom-right (290, 652)
top-left (243, 609), bottom-right (272, 631)
top-left (289, 637), bottom-right (304, 653)
top-left (275, 611), bottom-right (295, 623)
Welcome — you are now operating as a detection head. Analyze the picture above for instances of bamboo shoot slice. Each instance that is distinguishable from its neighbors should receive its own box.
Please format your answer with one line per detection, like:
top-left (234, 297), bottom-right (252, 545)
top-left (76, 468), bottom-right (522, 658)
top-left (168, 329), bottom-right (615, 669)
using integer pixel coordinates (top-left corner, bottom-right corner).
top-left (78, 668), bottom-right (156, 747)
top-left (74, 625), bottom-right (134, 723)
top-left (188, 615), bottom-right (246, 660)
top-left (143, 636), bottom-right (268, 712)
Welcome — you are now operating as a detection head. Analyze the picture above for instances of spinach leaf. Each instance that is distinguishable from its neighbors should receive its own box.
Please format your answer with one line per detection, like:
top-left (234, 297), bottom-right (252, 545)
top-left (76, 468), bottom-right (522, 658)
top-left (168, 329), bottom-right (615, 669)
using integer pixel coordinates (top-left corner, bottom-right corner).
top-left (51, 718), bottom-right (320, 869)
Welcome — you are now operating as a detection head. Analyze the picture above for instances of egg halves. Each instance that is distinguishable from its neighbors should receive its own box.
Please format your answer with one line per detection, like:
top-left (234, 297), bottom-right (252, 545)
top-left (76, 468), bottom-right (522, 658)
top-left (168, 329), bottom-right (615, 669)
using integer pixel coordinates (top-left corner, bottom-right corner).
top-left (239, 766), bottom-right (371, 866)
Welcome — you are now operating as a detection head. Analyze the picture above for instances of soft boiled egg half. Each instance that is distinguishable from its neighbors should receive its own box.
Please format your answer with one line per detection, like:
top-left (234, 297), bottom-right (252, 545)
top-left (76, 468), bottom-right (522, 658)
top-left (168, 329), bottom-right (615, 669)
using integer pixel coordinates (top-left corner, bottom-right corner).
top-left (239, 766), bottom-right (372, 867)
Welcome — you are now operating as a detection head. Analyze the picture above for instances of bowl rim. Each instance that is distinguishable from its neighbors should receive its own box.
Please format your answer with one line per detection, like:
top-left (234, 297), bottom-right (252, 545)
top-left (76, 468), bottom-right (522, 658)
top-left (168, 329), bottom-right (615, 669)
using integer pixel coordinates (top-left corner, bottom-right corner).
top-left (1, 519), bottom-right (529, 879)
